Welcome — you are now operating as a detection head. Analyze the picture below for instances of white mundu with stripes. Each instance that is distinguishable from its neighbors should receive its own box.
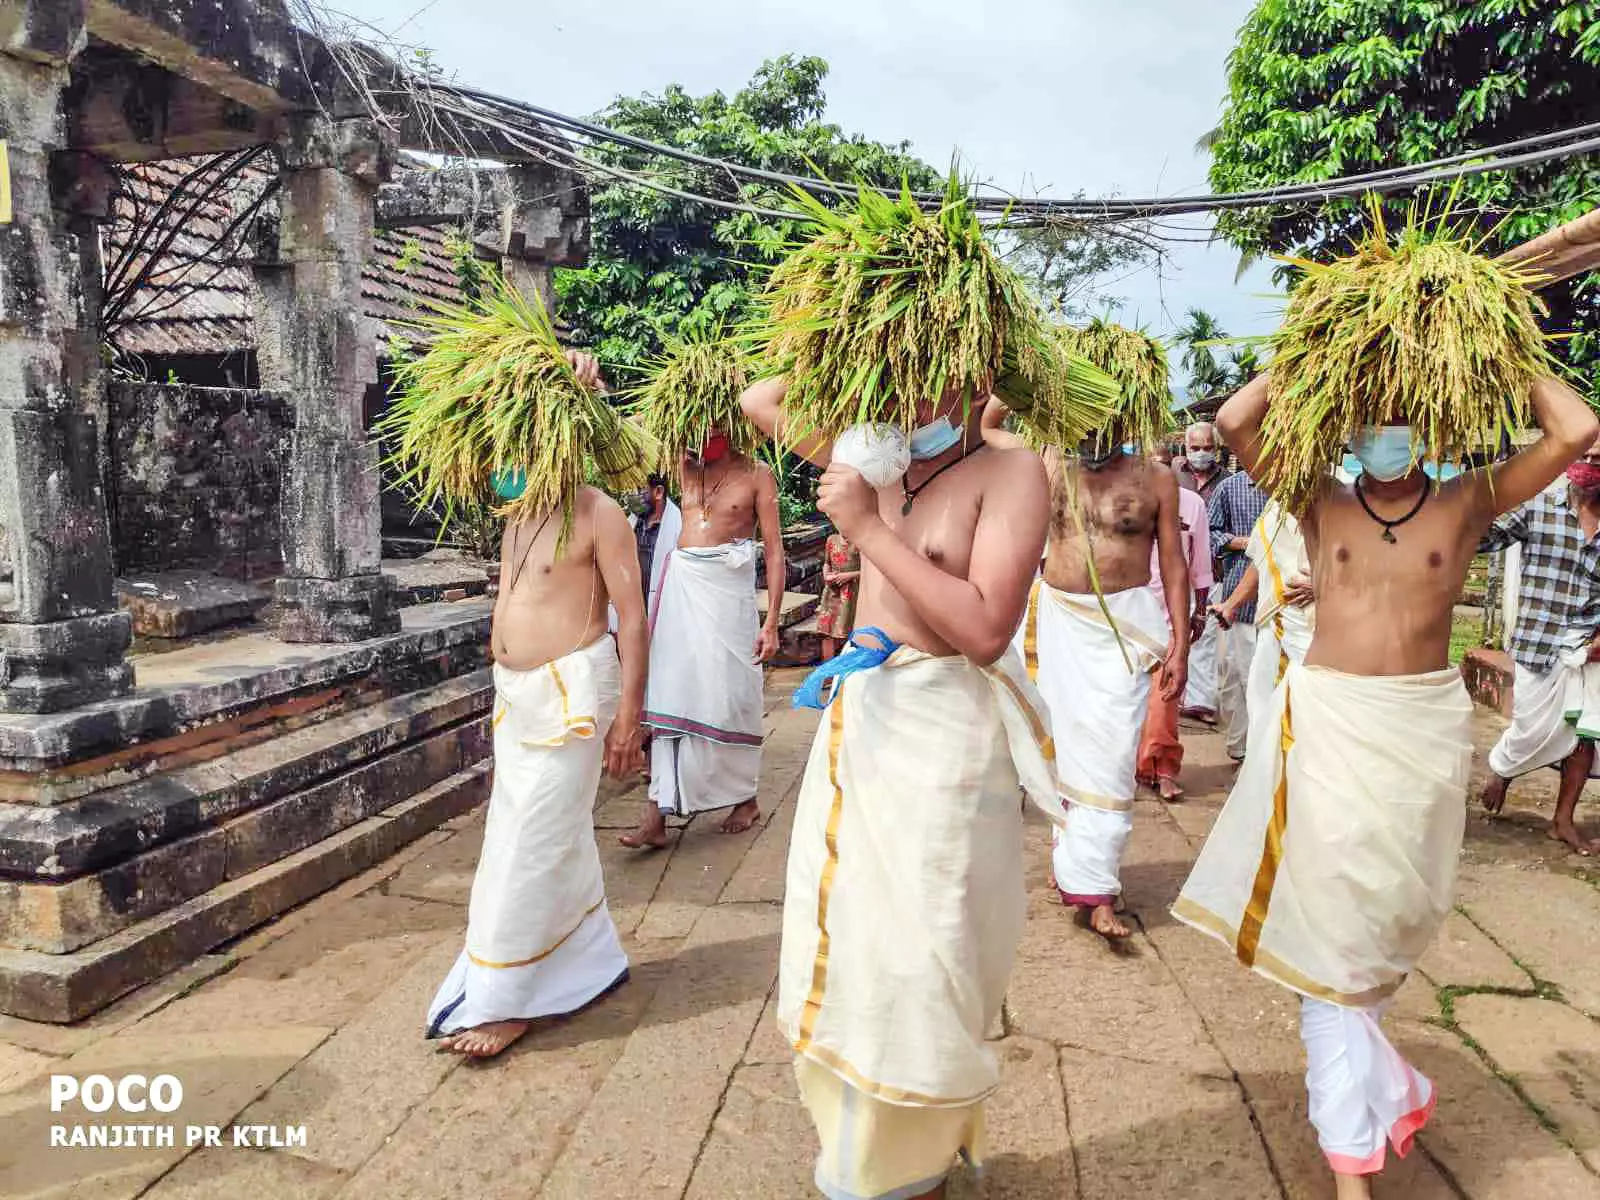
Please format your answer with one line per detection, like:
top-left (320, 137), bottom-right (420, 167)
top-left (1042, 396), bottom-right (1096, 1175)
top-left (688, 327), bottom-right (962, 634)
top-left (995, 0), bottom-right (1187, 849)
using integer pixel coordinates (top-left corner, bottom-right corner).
top-left (427, 636), bottom-right (628, 1037)
top-left (1016, 579), bottom-right (1168, 908)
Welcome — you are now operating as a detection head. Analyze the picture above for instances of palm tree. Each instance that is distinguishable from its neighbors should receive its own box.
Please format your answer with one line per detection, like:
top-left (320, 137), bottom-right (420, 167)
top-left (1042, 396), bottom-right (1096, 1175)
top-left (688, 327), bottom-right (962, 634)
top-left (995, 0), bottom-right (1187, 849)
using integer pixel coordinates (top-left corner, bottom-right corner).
top-left (1173, 307), bottom-right (1230, 401)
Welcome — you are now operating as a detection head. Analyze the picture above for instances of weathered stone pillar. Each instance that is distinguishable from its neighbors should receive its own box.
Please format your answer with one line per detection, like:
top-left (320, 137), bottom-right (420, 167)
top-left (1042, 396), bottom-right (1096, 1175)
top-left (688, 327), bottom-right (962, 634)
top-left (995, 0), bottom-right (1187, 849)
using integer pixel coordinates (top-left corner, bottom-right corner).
top-left (254, 114), bottom-right (399, 642)
top-left (0, 1), bottom-right (134, 713)
top-left (499, 161), bottom-right (589, 315)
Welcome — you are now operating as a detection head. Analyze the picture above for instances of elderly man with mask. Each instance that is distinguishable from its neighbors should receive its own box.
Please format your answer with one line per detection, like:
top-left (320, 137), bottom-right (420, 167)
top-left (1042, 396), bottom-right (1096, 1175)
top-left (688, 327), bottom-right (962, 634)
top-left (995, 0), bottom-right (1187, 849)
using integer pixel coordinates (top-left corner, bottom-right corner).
top-left (1178, 421), bottom-right (1229, 723)
top-left (1479, 431), bottom-right (1600, 854)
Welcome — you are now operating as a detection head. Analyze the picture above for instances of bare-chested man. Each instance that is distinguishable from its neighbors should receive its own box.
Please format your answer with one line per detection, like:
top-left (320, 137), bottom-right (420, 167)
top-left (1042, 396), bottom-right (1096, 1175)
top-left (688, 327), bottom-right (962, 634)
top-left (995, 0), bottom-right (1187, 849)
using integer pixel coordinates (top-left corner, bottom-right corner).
top-left (620, 431), bottom-right (783, 849)
top-left (744, 377), bottom-right (1066, 1200)
top-left (1176, 372), bottom-right (1596, 1198)
top-left (985, 408), bottom-right (1190, 939)
top-left (427, 351), bottom-right (646, 1059)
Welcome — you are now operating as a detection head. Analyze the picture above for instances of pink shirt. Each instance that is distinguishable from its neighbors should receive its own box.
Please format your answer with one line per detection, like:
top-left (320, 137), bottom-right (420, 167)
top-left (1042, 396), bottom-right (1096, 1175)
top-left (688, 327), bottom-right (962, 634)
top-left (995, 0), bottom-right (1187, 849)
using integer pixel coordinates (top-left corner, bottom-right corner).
top-left (1149, 487), bottom-right (1214, 619)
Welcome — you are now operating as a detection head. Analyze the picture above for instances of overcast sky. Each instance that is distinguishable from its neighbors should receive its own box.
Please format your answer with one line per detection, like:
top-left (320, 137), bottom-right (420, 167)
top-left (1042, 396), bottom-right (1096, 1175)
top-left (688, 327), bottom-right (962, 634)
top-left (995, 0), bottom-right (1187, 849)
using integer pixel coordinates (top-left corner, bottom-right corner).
top-left (332, 0), bottom-right (1284, 360)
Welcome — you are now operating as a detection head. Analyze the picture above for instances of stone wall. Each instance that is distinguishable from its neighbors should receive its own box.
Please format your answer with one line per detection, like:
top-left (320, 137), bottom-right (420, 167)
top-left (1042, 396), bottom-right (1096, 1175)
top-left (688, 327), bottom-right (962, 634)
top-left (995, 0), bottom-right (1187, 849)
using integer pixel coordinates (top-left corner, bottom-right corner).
top-left (108, 382), bottom-right (291, 580)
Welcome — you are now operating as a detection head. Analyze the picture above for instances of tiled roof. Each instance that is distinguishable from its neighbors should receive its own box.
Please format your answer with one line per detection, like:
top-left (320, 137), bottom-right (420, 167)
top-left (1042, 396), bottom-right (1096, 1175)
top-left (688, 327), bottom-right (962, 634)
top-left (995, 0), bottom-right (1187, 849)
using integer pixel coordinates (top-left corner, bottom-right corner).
top-left (104, 157), bottom-right (477, 359)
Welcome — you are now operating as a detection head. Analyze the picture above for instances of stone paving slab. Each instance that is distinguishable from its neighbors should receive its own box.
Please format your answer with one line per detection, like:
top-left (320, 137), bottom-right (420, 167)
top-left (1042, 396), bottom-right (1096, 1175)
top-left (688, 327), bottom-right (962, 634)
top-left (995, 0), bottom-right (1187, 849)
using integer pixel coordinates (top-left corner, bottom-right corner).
top-left (1060, 1045), bottom-right (1280, 1200)
top-left (7, 699), bottom-right (1600, 1199)
top-left (537, 902), bottom-right (781, 1199)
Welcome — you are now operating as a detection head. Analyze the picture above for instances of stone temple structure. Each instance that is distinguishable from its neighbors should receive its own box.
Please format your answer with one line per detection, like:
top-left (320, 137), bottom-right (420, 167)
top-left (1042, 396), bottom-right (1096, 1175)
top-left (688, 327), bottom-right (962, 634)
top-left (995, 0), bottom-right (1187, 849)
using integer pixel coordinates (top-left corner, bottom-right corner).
top-left (0, 0), bottom-right (587, 1021)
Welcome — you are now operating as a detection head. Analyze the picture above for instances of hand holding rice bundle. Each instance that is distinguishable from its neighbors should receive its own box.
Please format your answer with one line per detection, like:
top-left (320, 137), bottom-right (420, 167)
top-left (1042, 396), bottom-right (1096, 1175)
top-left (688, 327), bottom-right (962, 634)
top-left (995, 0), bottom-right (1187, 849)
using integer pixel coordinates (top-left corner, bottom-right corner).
top-left (1258, 208), bottom-right (1558, 513)
top-left (376, 277), bottom-right (655, 549)
top-left (746, 171), bottom-right (1118, 450)
top-left (629, 326), bottom-right (764, 468)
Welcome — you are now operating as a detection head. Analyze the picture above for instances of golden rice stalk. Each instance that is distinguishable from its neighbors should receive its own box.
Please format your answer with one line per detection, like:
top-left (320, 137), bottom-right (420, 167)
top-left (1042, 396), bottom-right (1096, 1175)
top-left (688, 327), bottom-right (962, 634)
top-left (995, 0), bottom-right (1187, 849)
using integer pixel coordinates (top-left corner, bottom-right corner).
top-left (376, 277), bottom-right (652, 549)
top-left (1260, 203), bottom-right (1556, 513)
top-left (1057, 319), bottom-right (1176, 449)
top-left (746, 170), bottom-right (1117, 446)
top-left (628, 326), bottom-right (763, 467)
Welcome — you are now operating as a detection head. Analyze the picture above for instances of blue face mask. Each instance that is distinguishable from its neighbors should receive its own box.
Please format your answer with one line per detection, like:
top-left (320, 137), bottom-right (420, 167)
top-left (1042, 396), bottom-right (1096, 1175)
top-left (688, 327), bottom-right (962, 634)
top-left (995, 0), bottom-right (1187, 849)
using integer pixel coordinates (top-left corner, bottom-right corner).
top-left (908, 416), bottom-right (963, 461)
top-left (491, 468), bottom-right (527, 501)
top-left (1350, 426), bottom-right (1417, 483)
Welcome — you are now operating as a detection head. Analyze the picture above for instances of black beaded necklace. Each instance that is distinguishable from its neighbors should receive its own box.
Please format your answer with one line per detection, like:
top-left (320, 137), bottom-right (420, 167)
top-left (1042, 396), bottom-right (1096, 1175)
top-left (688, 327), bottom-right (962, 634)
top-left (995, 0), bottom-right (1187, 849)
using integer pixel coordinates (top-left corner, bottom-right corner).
top-left (1354, 476), bottom-right (1429, 543)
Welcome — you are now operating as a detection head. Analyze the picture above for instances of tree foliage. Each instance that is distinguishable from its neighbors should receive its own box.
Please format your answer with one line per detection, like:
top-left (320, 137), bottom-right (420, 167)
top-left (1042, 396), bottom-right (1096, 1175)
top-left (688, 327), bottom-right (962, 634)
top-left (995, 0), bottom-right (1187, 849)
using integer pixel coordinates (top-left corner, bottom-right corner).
top-left (1171, 307), bottom-right (1259, 406)
top-left (554, 56), bottom-right (941, 373)
top-left (998, 204), bottom-right (1153, 321)
top-left (1207, 1), bottom-right (1600, 384)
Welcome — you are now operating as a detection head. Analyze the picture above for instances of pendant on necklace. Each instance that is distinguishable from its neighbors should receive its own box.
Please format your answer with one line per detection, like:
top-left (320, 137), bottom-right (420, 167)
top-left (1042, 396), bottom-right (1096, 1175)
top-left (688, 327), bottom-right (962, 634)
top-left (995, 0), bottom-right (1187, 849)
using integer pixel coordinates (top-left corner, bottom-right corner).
top-left (699, 515), bottom-right (710, 530)
top-left (1382, 528), bottom-right (1397, 544)
top-left (901, 496), bottom-right (913, 516)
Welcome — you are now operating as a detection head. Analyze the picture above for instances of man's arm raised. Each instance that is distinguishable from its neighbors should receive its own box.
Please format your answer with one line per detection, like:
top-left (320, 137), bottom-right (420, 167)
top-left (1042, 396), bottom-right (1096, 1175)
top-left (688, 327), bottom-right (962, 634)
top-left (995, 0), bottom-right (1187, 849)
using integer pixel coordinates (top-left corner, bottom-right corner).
top-left (819, 453), bottom-right (1049, 665)
top-left (1215, 372), bottom-right (1273, 481)
top-left (739, 377), bottom-right (833, 467)
top-left (594, 495), bottom-right (646, 779)
top-left (1474, 376), bottom-right (1599, 519)
top-left (980, 395), bottom-right (1028, 451)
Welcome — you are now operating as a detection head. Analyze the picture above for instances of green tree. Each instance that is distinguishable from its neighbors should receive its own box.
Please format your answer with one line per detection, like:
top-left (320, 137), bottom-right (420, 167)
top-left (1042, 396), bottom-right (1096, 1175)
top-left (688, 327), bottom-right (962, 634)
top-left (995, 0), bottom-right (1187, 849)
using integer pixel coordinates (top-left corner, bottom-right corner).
top-left (554, 56), bottom-right (941, 373)
top-left (1207, 1), bottom-right (1600, 384)
top-left (1173, 307), bottom-right (1233, 401)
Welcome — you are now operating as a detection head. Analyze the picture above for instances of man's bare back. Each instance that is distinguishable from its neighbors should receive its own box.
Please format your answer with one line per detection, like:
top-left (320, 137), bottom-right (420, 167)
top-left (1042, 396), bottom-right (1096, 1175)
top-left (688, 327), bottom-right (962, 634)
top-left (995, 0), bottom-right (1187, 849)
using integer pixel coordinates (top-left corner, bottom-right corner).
top-left (1044, 451), bottom-right (1163, 595)
top-left (493, 488), bottom-right (617, 670)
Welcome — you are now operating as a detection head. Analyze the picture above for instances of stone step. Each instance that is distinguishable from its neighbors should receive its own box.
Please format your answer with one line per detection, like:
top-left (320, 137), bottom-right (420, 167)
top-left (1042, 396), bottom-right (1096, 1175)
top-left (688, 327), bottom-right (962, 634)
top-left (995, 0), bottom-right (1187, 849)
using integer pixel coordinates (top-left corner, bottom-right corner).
top-left (381, 555), bottom-right (491, 607)
top-left (772, 616), bottom-right (823, 668)
top-left (118, 571), bottom-right (273, 640)
top-left (756, 591), bottom-right (818, 632)
top-left (0, 760), bottom-right (490, 1024)
top-left (0, 668), bottom-right (493, 884)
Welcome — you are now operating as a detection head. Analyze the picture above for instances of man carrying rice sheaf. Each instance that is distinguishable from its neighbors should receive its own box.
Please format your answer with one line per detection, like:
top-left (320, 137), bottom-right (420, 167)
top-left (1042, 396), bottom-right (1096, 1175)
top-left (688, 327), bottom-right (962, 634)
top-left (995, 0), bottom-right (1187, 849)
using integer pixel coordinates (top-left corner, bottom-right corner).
top-left (985, 333), bottom-right (1191, 940)
top-left (618, 431), bottom-right (783, 848)
top-left (1477, 432), bottom-right (1600, 852)
top-left (740, 175), bottom-right (1114, 1200)
top-left (1173, 218), bottom-right (1598, 1200)
top-left (425, 352), bottom-right (649, 1059)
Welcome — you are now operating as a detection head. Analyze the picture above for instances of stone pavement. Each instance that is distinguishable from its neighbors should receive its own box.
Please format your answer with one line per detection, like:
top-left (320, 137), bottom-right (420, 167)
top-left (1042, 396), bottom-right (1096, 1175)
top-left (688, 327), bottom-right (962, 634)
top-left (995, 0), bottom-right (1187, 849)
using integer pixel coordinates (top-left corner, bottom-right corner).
top-left (3, 671), bottom-right (1600, 1199)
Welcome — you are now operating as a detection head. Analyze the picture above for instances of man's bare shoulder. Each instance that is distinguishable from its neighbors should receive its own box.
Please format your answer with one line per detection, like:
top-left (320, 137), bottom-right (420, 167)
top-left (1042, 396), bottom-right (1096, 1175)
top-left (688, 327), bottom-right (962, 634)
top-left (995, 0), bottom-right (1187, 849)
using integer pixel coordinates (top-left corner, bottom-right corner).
top-left (978, 443), bottom-right (1047, 481)
top-left (577, 485), bottom-right (624, 518)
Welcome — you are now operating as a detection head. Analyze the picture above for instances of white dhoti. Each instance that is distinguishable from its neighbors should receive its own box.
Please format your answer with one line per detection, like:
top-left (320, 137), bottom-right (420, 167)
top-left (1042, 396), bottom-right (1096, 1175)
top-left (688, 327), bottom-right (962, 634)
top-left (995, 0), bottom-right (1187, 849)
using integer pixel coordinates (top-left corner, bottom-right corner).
top-left (1245, 505), bottom-right (1315, 734)
top-left (1174, 663), bottom-right (1471, 1174)
top-left (1016, 581), bottom-right (1167, 907)
top-left (1562, 646), bottom-right (1600, 739)
top-left (1488, 661), bottom-right (1580, 778)
top-left (1185, 612), bottom-right (1220, 712)
top-left (779, 646), bottom-right (1061, 1200)
top-left (427, 637), bottom-right (629, 1036)
top-left (645, 540), bottom-right (763, 815)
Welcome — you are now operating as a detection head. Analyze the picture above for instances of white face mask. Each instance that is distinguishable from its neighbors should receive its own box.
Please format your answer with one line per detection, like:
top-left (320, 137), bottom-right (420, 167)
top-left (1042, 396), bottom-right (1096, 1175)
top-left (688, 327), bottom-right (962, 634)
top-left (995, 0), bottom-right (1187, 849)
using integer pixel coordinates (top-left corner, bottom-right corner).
top-left (1187, 449), bottom-right (1217, 472)
top-left (908, 416), bottom-right (963, 461)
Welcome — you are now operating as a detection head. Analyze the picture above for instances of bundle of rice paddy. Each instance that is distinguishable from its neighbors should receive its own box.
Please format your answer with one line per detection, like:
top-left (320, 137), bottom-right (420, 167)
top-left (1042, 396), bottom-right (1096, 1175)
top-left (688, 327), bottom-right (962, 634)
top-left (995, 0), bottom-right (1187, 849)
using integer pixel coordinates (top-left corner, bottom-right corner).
top-left (748, 172), bottom-right (1116, 446)
top-left (629, 327), bottom-right (762, 467)
top-left (377, 277), bottom-right (653, 548)
top-left (1058, 319), bottom-right (1176, 450)
top-left (1259, 208), bottom-right (1556, 513)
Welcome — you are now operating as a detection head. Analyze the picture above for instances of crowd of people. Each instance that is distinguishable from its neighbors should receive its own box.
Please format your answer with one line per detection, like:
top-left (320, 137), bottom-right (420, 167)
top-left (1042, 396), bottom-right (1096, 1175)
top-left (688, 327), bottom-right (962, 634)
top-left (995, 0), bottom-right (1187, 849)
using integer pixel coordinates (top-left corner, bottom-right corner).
top-left (419, 345), bottom-right (1600, 1200)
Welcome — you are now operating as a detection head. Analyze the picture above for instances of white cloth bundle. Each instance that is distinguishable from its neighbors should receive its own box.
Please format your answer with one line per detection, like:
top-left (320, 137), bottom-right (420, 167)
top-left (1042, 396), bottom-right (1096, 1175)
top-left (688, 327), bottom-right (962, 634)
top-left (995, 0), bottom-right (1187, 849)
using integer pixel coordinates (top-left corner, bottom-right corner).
top-left (831, 423), bottom-right (911, 489)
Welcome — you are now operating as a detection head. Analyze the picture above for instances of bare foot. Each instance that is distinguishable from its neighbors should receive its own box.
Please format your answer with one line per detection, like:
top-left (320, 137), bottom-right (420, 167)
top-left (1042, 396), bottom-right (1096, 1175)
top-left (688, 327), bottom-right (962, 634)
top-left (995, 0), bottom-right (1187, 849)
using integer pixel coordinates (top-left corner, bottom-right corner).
top-left (1549, 822), bottom-right (1600, 856)
top-left (1332, 1171), bottom-right (1373, 1200)
top-left (719, 799), bottom-right (761, 835)
top-left (620, 806), bottom-right (671, 850)
top-left (1481, 774), bottom-right (1510, 814)
top-left (442, 1019), bottom-right (529, 1058)
top-left (1088, 903), bottom-right (1131, 939)
top-left (1181, 707), bottom-right (1217, 726)
top-left (1157, 776), bottom-right (1185, 802)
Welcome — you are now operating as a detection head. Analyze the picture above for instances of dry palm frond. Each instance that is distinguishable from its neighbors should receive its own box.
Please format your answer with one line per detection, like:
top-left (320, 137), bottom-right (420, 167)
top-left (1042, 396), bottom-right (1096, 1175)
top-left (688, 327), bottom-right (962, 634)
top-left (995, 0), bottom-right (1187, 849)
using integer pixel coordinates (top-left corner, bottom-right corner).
top-left (628, 327), bottom-right (762, 467)
top-left (376, 277), bottom-right (652, 549)
top-left (1261, 203), bottom-right (1556, 513)
top-left (747, 170), bottom-right (1117, 446)
top-left (1058, 319), bottom-right (1176, 450)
